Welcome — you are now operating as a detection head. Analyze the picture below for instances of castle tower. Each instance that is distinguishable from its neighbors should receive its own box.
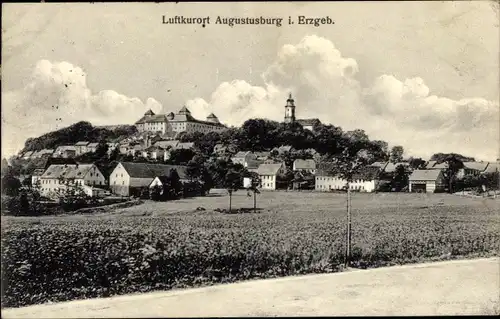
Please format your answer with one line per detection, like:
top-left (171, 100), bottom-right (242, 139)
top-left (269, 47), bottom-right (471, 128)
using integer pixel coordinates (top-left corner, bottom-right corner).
top-left (284, 93), bottom-right (296, 123)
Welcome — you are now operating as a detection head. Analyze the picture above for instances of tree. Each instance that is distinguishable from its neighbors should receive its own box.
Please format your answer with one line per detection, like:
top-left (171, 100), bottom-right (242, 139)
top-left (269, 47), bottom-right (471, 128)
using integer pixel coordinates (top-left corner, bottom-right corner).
top-left (95, 139), bottom-right (109, 158)
top-left (392, 164), bottom-right (409, 191)
top-left (389, 146), bottom-right (404, 163)
top-left (1, 175), bottom-right (22, 196)
top-left (224, 169), bottom-right (243, 212)
top-left (166, 149), bottom-right (196, 165)
top-left (438, 155), bottom-right (465, 193)
top-left (408, 157), bottom-right (426, 170)
top-left (245, 172), bottom-right (261, 213)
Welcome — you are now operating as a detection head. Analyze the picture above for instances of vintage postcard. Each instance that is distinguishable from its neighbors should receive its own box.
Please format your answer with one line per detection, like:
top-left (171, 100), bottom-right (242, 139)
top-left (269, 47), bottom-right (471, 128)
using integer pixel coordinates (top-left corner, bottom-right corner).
top-left (1, 1), bottom-right (499, 317)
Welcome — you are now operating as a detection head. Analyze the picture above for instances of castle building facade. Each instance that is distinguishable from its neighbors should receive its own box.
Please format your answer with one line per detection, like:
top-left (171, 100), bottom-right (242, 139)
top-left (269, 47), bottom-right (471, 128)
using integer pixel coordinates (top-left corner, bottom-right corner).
top-left (135, 106), bottom-right (226, 135)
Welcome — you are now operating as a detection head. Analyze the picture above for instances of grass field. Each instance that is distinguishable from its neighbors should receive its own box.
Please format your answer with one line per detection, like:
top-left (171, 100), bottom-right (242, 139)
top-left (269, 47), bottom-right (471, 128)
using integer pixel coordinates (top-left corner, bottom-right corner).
top-left (2, 191), bottom-right (499, 308)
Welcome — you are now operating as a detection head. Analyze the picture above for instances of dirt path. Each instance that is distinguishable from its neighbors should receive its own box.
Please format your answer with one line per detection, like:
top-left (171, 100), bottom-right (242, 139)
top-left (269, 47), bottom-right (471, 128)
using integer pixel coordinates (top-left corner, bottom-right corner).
top-left (3, 257), bottom-right (499, 317)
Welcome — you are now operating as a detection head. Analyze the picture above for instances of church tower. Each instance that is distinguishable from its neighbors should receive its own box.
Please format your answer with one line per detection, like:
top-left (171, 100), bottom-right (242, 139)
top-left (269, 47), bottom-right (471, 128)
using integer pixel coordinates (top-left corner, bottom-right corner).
top-left (284, 93), bottom-right (296, 123)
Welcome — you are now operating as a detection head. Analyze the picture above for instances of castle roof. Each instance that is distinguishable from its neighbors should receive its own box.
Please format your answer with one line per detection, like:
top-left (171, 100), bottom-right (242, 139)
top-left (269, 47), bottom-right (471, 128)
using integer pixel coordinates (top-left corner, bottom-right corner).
top-left (135, 114), bottom-right (169, 124)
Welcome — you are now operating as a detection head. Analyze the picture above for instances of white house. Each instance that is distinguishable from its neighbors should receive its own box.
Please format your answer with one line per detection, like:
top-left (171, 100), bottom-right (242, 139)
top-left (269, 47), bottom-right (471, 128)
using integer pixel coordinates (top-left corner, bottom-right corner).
top-left (457, 161), bottom-right (489, 178)
top-left (256, 162), bottom-right (286, 190)
top-left (38, 164), bottom-right (106, 198)
top-left (75, 141), bottom-right (90, 156)
top-left (53, 146), bottom-right (77, 158)
top-left (315, 164), bottom-right (381, 192)
top-left (109, 162), bottom-right (188, 196)
top-left (293, 159), bottom-right (316, 174)
top-left (87, 142), bottom-right (99, 153)
top-left (231, 151), bottom-right (258, 168)
top-left (408, 169), bottom-right (446, 193)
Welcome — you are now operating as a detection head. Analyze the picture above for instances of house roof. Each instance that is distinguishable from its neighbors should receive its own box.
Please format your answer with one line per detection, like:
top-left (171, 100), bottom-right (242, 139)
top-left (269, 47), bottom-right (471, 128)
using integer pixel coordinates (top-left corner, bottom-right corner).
top-left (22, 151), bottom-right (34, 157)
top-left (316, 162), bottom-right (337, 176)
top-left (87, 142), bottom-right (99, 148)
top-left (370, 161), bottom-right (388, 170)
top-left (296, 118), bottom-right (321, 126)
top-left (119, 162), bottom-right (188, 180)
top-left (274, 145), bottom-right (292, 153)
top-left (257, 163), bottom-right (283, 176)
top-left (233, 151), bottom-right (251, 159)
top-left (254, 151), bottom-right (270, 158)
top-left (175, 142), bottom-right (194, 150)
top-left (463, 161), bottom-right (489, 171)
top-left (247, 159), bottom-right (264, 169)
top-left (384, 162), bottom-right (410, 173)
top-left (75, 141), bottom-right (90, 146)
top-left (135, 114), bottom-right (169, 124)
top-left (483, 162), bottom-right (499, 173)
top-left (352, 166), bottom-right (381, 181)
top-left (293, 159), bottom-right (316, 170)
top-left (207, 113), bottom-right (217, 119)
top-left (40, 164), bottom-right (97, 179)
top-left (144, 109), bottom-right (155, 116)
top-left (55, 145), bottom-right (77, 152)
top-left (409, 169), bottom-right (442, 181)
top-left (155, 140), bottom-right (180, 149)
top-left (425, 160), bottom-right (437, 169)
top-left (150, 175), bottom-right (171, 186)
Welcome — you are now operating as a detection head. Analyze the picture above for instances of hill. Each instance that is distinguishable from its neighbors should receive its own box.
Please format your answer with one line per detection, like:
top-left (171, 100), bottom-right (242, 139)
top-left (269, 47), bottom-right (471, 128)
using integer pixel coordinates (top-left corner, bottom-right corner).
top-left (20, 121), bottom-right (137, 154)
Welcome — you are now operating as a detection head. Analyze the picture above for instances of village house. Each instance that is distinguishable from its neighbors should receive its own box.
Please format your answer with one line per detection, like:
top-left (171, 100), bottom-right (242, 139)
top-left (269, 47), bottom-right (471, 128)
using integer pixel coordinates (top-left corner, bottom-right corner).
top-left (483, 162), bottom-right (499, 174)
top-left (315, 163), bottom-right (381, 192)
top-left (293, 159), bottom-right (316, 174)
top-left (53, 145), bottom-right (77, 158)
top-left (457, 161), bottom-right (489, 178)
top-left (109, 162), bottom-right (188, 196)
top-left (38, 164), bottom-right (107, 198)
top-left (384, 162), bottom-right (410, 174)
top-left (32, 149), bottom-right (54, 159)
top-left (21, 151), bottom-right (34, 160)
top-left (408, 169), bottom-right (446, 193)
top-left (87, 142), bottom-right (99, 153)
top-left (425, 161), bottom-right (448, 170)
top-left (253, 151), bottom-right (271, 161)
top-left (75, 141), bottom-right (90, 156)
top-left (31, 168), bottom-right (45, 186)
top-left (256, 162), bottom-right (286, 190)
top-left (231, 151), bottom-right (258, 168)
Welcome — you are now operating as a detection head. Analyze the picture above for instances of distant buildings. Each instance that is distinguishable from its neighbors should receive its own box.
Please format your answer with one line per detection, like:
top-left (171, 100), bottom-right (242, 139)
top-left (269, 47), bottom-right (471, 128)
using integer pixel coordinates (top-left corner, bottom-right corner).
top-left (109, 162), bottom-right (188, 196)
top-left (293, 159), bottom-right (316, 174)
top-left (283, 93), bottom-right (321, 131)
top-left (135, 107), bottom-right (226, 135)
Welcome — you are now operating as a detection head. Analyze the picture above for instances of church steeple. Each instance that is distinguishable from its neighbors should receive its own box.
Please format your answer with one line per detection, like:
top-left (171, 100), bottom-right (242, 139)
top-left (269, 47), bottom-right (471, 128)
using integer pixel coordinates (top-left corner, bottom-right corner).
top-left (284, 93), bottom-right (296, 123)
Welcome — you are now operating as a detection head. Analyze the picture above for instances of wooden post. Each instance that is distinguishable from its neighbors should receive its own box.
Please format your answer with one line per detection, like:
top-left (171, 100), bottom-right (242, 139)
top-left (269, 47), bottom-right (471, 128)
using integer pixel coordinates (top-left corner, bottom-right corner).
top-left (345, 183), bottom-right (351, 268)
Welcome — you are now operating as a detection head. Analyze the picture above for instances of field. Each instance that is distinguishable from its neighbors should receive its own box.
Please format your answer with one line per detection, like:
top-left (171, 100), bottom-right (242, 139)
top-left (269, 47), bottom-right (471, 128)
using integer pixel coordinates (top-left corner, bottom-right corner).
top-left (2, 191), bottom-right (499, 308)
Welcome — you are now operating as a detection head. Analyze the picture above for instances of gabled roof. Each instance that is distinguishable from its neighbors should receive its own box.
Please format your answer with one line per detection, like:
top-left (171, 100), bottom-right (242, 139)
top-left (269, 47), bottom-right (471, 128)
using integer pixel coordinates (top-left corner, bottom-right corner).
top-left (247, 159), bottom-right (264, 169)
top-left (119, 162), bottom-right (188, 180)
top-left (22, 151), bottom-right (34, 157)
top-left (409, 169), bottom-right (442, 181)
top-left (207, 113), bottom-right (217, 119)
top-left (87, 142), bottom-right (99, 148)
top-left (293, 159), bottom-right (316, 170)
top-left (352, 166), bottom-right (382, 181)
top-left (178, 106), bottom-right (191, 114)
top-left (425, 160), bottom-right (437, 169)
top-left (144, 109), bottom-right (155, 116)
top-left (463, 161), bottom-right (489, 171)
top-left (233, 151), bottom-right (251, 159)
top-left (370, 161), bottom-right (388, 170)
top-left (40, 164), bottom-right (97, 179)
top-left (316, 162), bottom-right (337, 176)
top-left (75, 141), bottom-right (90, 146)
top-left (484, 162), bottom-right (499, 173)
top-left (175, 142), bottom-right (194, 150)
top-left (135, 114), bottom-right (169, 124)
top-left (384, 162), bottom-right (410, 173)
top-left (155, 140), bottom-right (180, 149)
top-left (257, 163), bottom-right (283, 176)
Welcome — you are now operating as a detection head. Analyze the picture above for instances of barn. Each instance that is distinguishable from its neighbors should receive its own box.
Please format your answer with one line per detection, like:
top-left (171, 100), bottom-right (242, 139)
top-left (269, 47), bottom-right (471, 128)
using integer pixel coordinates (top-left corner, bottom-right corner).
top-left (408, 169), bottom-right (446, 193)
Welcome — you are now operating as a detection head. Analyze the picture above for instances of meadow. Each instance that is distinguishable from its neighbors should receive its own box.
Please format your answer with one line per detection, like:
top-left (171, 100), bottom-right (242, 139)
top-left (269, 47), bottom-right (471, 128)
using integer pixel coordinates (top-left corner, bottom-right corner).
top-left (2, 191), bottom-right (499, 308)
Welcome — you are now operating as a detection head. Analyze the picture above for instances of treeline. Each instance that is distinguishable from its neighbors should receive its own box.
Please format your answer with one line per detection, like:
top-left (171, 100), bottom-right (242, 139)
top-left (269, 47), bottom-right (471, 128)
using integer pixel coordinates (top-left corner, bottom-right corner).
top-left (20, 121), bottom-right (137, 153)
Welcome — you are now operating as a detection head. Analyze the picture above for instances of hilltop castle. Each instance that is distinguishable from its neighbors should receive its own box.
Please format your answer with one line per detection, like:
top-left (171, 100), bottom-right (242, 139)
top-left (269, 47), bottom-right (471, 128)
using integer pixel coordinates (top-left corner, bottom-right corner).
top-left (284, 93), bottom-right (321, 131)
top-left (135, 106), bottom-right (226, 135)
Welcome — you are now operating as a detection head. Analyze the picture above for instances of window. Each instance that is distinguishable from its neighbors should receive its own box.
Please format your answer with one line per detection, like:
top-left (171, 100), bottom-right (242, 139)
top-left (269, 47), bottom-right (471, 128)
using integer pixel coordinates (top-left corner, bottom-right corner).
top-left (122, 181), bottom-right (124, 185)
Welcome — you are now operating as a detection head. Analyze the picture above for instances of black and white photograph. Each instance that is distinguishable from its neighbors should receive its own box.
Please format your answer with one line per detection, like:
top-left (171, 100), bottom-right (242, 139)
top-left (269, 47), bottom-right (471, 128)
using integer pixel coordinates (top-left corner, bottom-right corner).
top-left (1, 1), bottom-right (499, 317)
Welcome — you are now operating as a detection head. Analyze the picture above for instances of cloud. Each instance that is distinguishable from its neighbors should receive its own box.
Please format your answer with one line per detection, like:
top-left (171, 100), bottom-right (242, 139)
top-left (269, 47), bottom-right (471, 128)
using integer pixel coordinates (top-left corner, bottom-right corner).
top-left (2, 35), bottom-right (498, 162)
top-left (1, 60), bottom-right (163, 157)
top-left (186, 35), bottom-right (499, 161)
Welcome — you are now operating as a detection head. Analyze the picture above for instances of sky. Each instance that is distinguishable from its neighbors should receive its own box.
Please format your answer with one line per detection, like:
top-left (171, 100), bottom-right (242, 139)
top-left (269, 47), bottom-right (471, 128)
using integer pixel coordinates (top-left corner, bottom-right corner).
top-left (2, 1), bottom-right (499, 161)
